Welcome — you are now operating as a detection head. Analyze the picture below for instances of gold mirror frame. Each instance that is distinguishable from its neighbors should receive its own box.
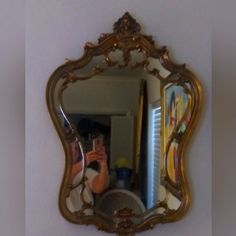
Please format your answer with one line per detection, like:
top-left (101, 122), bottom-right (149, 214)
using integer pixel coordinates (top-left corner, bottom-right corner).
top-left (46, 12), bottom-right (202, 236)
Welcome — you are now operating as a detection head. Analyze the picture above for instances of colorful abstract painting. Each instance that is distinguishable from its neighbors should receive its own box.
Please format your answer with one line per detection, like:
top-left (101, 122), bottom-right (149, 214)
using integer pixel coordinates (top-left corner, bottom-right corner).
top-left (163, 84), bottom-right (190, 183)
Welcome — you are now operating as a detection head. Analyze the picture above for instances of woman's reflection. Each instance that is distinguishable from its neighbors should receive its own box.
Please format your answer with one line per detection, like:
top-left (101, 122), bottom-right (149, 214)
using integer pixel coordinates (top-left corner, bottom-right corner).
top-left (66, 139), bottom-right (109, 214)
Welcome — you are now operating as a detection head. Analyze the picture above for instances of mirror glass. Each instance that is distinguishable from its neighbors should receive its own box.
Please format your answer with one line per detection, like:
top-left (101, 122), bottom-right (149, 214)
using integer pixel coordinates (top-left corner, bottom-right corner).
top-left (54, 53), bottom-right (189, 221)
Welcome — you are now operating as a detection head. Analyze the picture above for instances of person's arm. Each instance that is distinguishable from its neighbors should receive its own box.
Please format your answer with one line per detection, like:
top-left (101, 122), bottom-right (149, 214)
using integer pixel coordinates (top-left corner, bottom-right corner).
top-left (70, 161), bottom-right (82, 182)
top-left (71, 147), bottom-right (100, 182)
top-left (86, 146), bottom-right (110, 194)
top-left (91, 161), bottom-right (109, 194)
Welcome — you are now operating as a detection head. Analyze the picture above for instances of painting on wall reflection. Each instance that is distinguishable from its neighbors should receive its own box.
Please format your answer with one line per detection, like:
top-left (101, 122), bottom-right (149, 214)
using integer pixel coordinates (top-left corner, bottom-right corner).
top-left (164, 84), bottom-right (190, 183)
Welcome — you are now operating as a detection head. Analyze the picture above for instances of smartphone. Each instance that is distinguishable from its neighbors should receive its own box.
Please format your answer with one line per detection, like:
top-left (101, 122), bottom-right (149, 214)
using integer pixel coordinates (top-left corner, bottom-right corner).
top-left (93, 138), bottom-right (103, 151)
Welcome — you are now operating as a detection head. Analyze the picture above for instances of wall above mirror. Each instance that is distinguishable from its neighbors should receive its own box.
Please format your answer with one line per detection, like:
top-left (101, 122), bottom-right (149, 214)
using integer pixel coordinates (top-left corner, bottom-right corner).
top-left (46, 12), bottom-right (202, 236)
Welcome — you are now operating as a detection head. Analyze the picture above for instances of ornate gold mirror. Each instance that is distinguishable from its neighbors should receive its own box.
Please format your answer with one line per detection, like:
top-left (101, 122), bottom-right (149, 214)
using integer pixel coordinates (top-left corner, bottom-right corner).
top-left (46, 12), bottom-right (202, 236)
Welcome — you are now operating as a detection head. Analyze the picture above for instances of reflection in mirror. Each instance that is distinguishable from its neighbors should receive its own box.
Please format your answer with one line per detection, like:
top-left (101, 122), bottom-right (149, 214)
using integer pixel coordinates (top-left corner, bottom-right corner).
top-left (66, 137), bottom-right (109, 215)
top-left (54, 55), bottom-right (185, 220)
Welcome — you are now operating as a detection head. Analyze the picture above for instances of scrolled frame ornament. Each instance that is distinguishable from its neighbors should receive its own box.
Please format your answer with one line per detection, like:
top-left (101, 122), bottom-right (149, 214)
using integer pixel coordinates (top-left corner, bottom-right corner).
top-left (46, 12), bottom-right (202, 236)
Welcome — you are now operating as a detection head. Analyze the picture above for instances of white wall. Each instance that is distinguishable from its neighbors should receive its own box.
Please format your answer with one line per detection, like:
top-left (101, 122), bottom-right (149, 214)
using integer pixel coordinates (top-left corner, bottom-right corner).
top-left (26, 1), bottom-right (211, 236)
top-left (212, 1), bottom-right (236, 235)
top-left (0, 1), bottom-right (25, 236)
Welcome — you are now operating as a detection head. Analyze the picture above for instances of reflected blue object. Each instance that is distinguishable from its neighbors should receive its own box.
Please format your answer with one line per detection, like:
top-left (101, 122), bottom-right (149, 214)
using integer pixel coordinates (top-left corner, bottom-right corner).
top-left (116, 167), bottom-right (132, 180)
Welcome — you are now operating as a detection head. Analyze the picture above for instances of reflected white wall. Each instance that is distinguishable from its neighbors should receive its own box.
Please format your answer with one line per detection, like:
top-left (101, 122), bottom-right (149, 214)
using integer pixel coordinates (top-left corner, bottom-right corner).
top-left (63, 76), bottom-right (140, 115)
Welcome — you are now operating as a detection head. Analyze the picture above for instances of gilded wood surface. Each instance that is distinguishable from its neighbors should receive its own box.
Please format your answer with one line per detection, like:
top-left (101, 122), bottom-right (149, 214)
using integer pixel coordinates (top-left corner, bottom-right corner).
top-left (46, 12), bottom-right (202, 236)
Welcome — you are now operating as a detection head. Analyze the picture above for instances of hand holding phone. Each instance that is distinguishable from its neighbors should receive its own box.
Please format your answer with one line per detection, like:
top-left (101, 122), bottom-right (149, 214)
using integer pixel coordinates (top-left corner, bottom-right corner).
top-left (93, 138), bottom-right (103, 151)
top-left (85, 138), bottom-right (107, 166)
